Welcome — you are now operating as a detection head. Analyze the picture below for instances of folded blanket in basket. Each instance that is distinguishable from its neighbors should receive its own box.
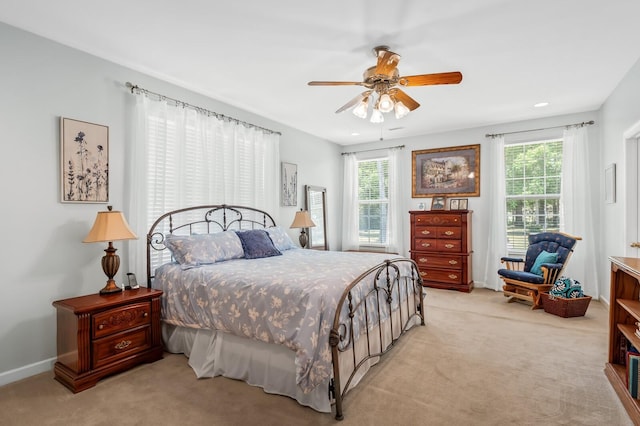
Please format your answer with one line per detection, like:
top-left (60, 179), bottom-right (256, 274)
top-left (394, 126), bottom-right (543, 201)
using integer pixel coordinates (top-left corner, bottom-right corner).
top-left (550, 276), bottom-right (584, 298)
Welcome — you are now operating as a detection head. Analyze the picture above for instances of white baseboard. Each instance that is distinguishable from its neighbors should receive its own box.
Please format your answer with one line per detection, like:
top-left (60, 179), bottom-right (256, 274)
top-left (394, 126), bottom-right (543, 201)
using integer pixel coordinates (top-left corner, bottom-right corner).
top-left (0, 357), bottom-right (56, 387)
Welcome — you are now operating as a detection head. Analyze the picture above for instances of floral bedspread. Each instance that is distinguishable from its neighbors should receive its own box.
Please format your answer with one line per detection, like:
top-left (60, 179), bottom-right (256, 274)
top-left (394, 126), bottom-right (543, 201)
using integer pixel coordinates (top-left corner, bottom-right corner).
top-left (153, 249), bottom-right (406, 393)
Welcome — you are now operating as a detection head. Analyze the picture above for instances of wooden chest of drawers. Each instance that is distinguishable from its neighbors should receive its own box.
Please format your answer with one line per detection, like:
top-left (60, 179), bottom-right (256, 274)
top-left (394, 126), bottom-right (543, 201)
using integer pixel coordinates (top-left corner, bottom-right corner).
top-left (52, 288), bottom-right (163, 392)
top-left (409, 210), bottom-right (473, 292)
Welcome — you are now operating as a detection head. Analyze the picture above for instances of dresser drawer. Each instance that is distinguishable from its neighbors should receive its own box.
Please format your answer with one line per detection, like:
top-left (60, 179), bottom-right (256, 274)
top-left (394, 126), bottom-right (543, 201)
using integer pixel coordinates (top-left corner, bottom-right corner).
top-left (419, 269), bottom-right (463, 285)
top-left (413, 214), bottom-right (461, 226)
top-left (414, 226), bottom-right (437, 238)
top-left (92, 326), bottom-right (151, 369)
top-left (436, 240), bottom-right (462, 252)
top-left (413, 254), bottom-right (463, 270)
top-left (435, 227), bottom-right (461, 239)
top-left (415, 238), bottom-right (437, 250)
top-left (93, 302), bottom-right (151, 339)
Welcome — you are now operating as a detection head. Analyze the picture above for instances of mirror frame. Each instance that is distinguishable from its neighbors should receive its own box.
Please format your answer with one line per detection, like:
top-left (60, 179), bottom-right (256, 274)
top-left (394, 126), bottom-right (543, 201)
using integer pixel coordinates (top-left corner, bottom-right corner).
top-left (305, 185), bottom-right (328, 250)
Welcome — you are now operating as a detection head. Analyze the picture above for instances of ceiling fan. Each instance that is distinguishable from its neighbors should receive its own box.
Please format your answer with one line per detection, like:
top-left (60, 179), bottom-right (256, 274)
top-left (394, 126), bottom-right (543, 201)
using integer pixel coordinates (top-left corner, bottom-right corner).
top-left (308, 46), bottom-right (462, 122)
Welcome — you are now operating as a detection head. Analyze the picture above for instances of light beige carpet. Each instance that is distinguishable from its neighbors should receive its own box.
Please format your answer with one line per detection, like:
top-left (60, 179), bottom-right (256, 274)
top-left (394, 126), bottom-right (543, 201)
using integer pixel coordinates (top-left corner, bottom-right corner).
top-left (0, 289), bottom-right (631, 425)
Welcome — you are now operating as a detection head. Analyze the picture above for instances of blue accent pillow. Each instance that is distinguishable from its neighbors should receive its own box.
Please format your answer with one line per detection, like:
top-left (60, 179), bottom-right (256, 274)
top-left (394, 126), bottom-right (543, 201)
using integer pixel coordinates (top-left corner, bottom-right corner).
top-left (530, 250), bottom-right (558, 276)
top-left (235, 229), bottom-right (282, 259)
top-left (265, 226), bottom-right (297, 251)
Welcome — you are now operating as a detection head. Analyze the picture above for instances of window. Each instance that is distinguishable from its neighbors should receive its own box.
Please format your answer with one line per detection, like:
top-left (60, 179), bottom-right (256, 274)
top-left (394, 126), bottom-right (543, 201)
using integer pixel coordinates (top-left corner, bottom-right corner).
top-left (358, 157), bottom-right (389, 246)
top-left (504, 139), bottom-right (562, 253)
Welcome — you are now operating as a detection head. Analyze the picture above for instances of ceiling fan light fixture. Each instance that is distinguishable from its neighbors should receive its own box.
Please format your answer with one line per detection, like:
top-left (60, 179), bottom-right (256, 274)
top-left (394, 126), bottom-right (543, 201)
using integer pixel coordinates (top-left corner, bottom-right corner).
top-left (352, 99), bottom-right (369, 119)
top-left (394, 101), bottom-right (410, 119)
top-left (370, 108), bottom-right (384, 123)
top-left (378, 93), bottom-right (394, 113)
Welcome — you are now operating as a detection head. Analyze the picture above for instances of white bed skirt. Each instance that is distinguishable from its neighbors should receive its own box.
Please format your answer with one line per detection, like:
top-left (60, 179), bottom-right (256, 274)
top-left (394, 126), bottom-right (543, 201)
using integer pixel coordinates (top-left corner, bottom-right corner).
top-left (161, 316), bottom-right (420, 413)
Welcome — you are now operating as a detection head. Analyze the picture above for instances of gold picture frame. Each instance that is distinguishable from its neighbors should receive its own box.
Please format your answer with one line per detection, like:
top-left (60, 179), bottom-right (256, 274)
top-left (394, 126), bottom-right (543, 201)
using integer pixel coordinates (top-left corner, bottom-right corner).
top-left (412, 144), bottom-right (480, 198)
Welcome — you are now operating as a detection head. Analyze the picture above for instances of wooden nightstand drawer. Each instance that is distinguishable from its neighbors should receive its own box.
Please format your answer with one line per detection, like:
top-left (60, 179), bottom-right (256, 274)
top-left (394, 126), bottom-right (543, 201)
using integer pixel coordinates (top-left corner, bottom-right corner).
top-left (93, 302), bottom-right (151, 339)
top-left (92, 326), bottom-right (151, 369)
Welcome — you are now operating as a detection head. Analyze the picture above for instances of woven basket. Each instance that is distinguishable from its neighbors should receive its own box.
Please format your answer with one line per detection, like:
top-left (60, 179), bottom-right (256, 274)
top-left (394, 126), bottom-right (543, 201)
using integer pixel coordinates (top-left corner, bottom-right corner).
top-left (540, 293), bottom-right (591, 318)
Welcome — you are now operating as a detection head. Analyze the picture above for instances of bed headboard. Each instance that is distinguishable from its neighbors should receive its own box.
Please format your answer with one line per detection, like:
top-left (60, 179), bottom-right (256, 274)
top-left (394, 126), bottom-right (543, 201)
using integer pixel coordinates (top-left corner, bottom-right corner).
top-left (146, 204), bottom-right (276, 286)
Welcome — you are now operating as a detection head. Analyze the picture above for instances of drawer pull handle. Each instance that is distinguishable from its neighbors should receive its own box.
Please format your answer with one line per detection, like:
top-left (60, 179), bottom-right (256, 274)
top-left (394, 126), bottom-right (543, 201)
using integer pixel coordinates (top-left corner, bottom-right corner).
top-left (421, 230), bottom-right (430, 235)
top-left (421, 243), bottom-right (431, 248)
top-left (420, 272), bottom-right (428, 277)
top-left (143, 312), bottom-right (148, 317)
top-left (98, 324), bottom-right (105, 330)
top-left (444, 231), bottom-right (454, 236)
top-left (115, 340), bottom-right (132, 350)
top-left (449, 260), bottom-right (458, 265)
top-left (448, 274), bottom-right (458, 279)
top-left (444, 244), bottom-right (454, 249)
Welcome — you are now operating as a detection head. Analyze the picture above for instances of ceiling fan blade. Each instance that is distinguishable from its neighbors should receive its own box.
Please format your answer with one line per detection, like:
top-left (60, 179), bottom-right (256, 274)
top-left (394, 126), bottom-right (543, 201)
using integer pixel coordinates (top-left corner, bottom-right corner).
top-left (374, 49), bottom-right (401, 76)
top-left (389, 88), bottom-right (420, 111)
top-left (308, 81), bottom-right (364, 86)
top-left (398, 72), bottom-right (463, 86)
top-left (335, 90), bottom-right (372, 113)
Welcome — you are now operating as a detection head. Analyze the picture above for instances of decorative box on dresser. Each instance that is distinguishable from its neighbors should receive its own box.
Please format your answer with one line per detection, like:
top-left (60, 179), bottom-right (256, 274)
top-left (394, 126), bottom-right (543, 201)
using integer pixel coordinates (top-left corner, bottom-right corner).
top-left (52, 288), bottom-right (163, 393)
top-left (605, 256), bottom-right (640, 424)
top-left (409, 210), bottom-right (473, 292)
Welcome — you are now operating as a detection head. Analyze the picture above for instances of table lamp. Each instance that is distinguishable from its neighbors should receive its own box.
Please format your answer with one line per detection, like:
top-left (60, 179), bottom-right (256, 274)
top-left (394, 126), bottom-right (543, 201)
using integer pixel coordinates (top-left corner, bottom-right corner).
top-left (83, 206), bottom-right (138, 294)
top-left (290, 210), bottom-right (316, 249)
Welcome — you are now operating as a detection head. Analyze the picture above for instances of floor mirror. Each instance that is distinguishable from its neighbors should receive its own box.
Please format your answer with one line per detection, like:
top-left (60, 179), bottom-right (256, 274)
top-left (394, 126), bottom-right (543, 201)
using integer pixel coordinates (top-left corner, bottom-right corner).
top-left (305, 185), bottom-right (328, 250)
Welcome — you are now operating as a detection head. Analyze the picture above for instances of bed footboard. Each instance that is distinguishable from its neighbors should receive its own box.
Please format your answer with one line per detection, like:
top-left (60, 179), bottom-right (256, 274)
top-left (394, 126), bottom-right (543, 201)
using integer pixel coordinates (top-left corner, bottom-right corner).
top-left (330, 258), bottom-right (424, 420)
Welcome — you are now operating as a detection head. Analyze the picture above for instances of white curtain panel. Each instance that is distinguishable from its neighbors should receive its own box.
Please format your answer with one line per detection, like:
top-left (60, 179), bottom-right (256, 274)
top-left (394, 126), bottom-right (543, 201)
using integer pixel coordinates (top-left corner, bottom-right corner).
top-left (483, 135), bottom-right (508, 290)
top-left (126, 94), bottom-right (279, 277)
top-left (387, 146), bottom-right (406, 256)
top-left (560, 126), bottom-right (599, 298)
top-left (341, 153), bottom-right (359, 251)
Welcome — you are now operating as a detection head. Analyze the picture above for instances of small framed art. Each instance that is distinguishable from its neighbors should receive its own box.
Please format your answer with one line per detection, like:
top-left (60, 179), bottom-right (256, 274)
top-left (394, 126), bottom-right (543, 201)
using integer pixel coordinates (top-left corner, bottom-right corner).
top-left (60, 117), bottom-right (109, 203)
top-left (449, 198), bottom-right (468, 210)
top-left (431, 196), bottom-right (446, 210)
top-left (281, 162), bottom-right (298, 206)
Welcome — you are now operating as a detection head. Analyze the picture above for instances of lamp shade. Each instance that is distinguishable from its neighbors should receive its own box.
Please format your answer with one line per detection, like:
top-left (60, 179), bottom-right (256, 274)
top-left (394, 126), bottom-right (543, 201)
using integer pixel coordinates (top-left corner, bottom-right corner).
top-left (83, 206), bottom-right (137, 243)
top-left (290, 210), bottom-right (316, 229)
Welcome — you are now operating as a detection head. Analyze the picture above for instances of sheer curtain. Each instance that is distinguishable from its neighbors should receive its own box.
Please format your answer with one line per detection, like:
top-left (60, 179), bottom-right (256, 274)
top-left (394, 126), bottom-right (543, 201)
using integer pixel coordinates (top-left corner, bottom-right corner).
top-left (126, 94), bottom-right (280, 277)
top-left (560, 126), bottom-right (599, 298)
top-left (387, 146), bottom-right (405, 255)
top-left (341, 153), bottom-right (359, 251)
top-left (483, 135), bottom-right (508, 290)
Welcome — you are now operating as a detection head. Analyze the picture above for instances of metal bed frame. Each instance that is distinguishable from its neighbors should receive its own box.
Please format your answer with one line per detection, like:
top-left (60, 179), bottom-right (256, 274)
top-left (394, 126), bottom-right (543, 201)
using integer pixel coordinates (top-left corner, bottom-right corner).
top-left (146, 204), bottom-right (425, 420)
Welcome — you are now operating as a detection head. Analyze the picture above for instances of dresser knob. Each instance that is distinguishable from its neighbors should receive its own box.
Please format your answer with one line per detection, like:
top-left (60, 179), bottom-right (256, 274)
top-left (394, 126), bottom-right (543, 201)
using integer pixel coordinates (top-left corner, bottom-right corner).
top-left (449, 260), bottom-right (458, 265)
top-left (143, 312), bottom-right (148, 317)
top-left (419, 257), bottom-right (427, 263)
top-left (448, 274), bottom-right (458, 279)
top-left (444, 231), bottom-right (454, 236)
top-left (445, 244), bottom-right (454, 249)
top-left (421, 230), bottom-right (430, 235)
top-left (421, 243), bottom-right (431, 248)
top-left (98, 324), bottom-right (105, 330)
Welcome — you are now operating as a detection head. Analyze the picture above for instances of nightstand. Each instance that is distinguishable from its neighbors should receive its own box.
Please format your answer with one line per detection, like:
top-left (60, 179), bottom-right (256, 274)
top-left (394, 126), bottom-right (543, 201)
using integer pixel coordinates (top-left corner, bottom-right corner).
top-left (52, 288), bottom-right (163, 392)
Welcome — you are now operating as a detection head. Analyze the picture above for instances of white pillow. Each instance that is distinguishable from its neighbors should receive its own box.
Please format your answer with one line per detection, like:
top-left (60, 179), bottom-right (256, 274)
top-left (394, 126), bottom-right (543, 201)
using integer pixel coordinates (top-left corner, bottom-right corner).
top-left (266, 226), bottom-right (297, 251)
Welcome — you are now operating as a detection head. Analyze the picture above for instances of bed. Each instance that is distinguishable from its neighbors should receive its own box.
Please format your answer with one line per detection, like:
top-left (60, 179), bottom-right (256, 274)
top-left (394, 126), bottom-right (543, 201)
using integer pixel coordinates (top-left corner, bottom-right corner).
top-left (146, 204), bottom-right (425, 420)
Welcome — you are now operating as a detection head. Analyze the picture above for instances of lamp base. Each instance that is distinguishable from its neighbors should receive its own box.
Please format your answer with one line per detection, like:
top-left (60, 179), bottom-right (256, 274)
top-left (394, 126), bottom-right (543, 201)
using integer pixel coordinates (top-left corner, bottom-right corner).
top-left (299, 230), bottom-right (308, 249)
top-left (99, 279), bottom-right (122, 295)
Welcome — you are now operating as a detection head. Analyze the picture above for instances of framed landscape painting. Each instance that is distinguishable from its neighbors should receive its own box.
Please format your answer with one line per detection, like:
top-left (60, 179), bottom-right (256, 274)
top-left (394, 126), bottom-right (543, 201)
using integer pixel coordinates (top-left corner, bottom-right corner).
top-left (412, 144), bottom-right (480, 198)
top-left (60, 117), bottom-right (109, 203)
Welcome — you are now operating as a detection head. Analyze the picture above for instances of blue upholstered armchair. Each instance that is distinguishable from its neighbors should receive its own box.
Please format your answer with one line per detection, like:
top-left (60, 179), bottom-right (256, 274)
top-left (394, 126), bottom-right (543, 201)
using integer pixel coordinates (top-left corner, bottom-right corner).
top-left (498, 232), bottom-right (581, 309)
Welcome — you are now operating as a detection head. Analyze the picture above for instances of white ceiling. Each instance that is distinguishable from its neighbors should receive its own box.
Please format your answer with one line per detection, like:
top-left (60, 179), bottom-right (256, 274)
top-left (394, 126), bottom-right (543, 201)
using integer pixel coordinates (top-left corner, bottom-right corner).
top-left (2, 1), bottom-right (640, 145)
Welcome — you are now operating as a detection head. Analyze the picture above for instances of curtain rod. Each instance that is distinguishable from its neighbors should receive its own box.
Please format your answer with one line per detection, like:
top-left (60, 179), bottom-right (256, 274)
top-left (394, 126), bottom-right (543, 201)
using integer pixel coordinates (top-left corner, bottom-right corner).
top-left (125, 82), bottom-right (281, 136)
top-left (341, 144), bottom-right (405, 156)
top-left (485, 120), bottom-right (595, 138)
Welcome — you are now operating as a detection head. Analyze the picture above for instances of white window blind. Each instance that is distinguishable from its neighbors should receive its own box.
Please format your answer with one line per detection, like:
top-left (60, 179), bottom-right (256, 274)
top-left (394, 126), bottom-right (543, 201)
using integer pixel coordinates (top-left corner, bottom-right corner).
top-left (358, 158), bottom-right (389, 246)
top-left (504, 139), bottom-right (562, 253)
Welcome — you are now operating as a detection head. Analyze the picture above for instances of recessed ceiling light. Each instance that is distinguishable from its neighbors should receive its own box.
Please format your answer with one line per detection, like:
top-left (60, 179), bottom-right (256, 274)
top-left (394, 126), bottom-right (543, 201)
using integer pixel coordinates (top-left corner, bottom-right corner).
top-left (534, 102), bottom-right (549, 108)
top-left (351, 132), bottom-right (360, 136)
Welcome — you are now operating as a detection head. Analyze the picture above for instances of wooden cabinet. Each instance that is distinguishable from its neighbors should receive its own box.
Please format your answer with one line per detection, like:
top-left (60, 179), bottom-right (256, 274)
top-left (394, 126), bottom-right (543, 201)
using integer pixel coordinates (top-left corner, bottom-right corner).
top-left (52, 288), bottom-right (163, 392)
top-left (605, 256), bottom-right (640, 424)
top-left (409, 210), bottom-right (473, 292)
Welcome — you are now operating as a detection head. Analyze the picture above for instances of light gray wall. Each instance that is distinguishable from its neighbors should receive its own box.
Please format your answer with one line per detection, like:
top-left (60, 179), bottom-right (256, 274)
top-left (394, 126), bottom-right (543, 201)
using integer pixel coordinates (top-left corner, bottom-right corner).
top-left (0, 22), bottom-right (341, 384)
top-left (599, 57), bottom-right (640, 304)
